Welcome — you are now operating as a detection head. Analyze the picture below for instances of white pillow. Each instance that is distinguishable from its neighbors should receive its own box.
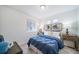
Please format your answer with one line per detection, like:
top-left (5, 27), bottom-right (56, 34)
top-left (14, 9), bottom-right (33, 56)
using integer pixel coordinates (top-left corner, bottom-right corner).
top-left (44, 31), bottom-right (48, 35)
top-left (52, 32), bottom-right (60, 39)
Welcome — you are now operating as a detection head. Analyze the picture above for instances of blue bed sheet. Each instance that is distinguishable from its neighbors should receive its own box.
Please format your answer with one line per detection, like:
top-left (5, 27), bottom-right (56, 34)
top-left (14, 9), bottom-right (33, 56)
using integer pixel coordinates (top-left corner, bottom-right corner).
top-left (27, 35), bottom-right (64, 54)
top-left (39, 35), bottom-right (64, 49)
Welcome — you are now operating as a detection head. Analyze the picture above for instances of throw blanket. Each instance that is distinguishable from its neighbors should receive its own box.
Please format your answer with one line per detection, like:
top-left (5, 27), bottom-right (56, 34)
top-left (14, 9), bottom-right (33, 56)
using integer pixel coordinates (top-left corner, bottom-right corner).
top-left (27, 35), bottom-right (64, 54)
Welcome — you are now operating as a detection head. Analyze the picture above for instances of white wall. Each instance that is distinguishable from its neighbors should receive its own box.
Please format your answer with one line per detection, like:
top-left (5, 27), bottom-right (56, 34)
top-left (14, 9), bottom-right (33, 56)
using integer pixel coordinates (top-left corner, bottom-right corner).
top-left (0, 6), bottom-right (39, 45)
top-left (77, 8), bottom-right (79, 36)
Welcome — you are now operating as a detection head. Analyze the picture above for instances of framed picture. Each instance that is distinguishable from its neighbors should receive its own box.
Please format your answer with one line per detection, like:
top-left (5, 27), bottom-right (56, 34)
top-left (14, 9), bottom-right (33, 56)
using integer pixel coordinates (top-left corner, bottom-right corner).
top-left (44, 24), bottom-right (52, 31)
top-left (44, 23), bottom-right (62, 32)
top-left (26, 19), bottom-right (36, 32)
top-left (52, 23), bottom-right (62, 32)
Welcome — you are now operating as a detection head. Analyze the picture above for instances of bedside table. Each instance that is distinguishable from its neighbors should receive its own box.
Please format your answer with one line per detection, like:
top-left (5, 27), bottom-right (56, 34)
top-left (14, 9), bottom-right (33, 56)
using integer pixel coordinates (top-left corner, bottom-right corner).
top-left (62, 34), bottom-right (79, 51)
top-left (6, 41), bottom-right (23, 54)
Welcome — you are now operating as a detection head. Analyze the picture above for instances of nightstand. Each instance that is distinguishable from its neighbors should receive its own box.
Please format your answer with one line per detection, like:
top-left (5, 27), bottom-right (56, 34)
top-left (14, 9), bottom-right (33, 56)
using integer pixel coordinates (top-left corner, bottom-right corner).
top-left (6, 41), bottom-right (23, 54)
top-left (62, 34), bottom-right (79, 51)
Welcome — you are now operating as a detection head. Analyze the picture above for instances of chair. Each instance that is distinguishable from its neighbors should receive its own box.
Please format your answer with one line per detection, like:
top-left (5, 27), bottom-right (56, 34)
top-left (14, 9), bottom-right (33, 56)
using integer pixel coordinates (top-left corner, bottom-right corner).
top-left (0, 35), bottom-right (4, 42)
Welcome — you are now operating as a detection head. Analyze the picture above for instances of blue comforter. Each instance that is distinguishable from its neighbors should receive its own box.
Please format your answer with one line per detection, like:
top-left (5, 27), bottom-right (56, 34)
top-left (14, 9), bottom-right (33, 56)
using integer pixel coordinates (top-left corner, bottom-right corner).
top-left (27, 35), bottom-right (64, 54)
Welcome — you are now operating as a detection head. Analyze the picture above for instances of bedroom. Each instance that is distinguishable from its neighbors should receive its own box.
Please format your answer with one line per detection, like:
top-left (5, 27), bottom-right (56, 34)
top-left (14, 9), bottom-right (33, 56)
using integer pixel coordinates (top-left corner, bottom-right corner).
top-left (0, 5), bottom-right (79, 54)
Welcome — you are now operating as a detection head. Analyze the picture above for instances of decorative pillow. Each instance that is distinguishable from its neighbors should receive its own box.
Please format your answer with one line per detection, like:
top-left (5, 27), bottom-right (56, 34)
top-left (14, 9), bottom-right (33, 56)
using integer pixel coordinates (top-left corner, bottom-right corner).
top-left (0, 42), bottom-right (9, 54)
top-left (52, 32), bottom-right (60, 39)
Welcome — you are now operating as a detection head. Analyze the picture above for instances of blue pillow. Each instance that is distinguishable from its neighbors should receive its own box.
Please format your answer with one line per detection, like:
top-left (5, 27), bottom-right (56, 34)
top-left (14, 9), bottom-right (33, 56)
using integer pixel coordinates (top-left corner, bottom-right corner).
top-left (0, 42), bottom-right (9, 54)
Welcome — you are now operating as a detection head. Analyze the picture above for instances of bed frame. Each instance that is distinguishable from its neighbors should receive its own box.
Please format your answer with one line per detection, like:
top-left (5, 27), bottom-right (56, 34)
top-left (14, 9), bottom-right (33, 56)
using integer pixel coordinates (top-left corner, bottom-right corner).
top-left (29, 44), bottom-right (42, 54)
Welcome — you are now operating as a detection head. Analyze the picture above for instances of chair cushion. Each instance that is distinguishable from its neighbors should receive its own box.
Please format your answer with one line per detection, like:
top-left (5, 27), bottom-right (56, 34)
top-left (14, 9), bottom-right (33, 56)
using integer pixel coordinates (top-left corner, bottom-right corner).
top-left (0, 42), bottom-right (9, 54)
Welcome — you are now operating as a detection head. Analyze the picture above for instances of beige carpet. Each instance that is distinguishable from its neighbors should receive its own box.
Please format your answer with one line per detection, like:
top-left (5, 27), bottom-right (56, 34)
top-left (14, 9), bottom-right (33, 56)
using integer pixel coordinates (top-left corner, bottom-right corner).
top-left (20, 43), bottom-right (79, 54)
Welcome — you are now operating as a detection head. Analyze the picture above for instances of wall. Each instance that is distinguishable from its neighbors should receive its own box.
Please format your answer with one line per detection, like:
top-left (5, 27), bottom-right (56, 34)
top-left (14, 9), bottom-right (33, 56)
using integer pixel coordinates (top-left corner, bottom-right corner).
top-left (77, 8), bottom-right (79, 36)
top-left (0, 6), bottom-right (39, 45)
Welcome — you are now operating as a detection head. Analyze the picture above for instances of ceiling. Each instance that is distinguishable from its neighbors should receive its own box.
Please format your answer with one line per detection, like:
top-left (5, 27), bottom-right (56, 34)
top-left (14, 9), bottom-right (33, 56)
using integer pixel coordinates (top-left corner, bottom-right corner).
top-left (8, 5), bottom-right (79, 19)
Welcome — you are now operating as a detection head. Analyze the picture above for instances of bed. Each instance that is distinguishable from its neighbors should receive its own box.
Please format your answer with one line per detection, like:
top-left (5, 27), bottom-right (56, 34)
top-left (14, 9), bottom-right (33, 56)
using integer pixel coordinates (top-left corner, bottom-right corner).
top-left (27, 35), bottom-right (64, 54)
